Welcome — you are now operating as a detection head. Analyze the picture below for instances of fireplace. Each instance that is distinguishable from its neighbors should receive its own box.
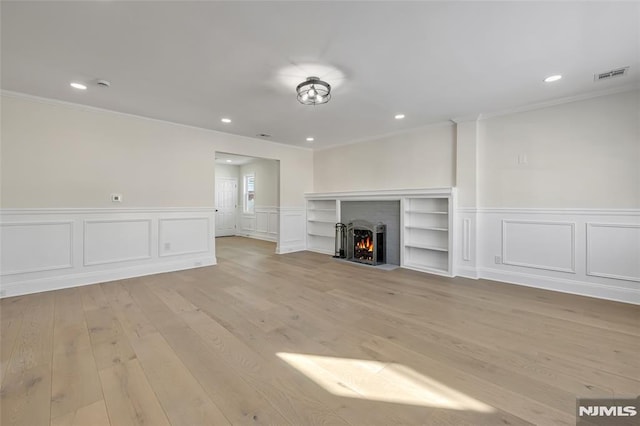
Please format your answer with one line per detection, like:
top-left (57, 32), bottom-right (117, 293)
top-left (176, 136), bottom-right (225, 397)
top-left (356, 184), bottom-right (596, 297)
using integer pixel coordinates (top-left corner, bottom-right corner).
top-left (347, 220), bottom-right (386, 265)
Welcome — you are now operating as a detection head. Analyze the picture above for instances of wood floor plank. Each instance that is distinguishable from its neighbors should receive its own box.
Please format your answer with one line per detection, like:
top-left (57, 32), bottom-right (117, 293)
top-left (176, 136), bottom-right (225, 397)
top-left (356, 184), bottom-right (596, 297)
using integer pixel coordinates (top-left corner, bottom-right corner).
top-left (128, 332), bottom-right (231, 426)
top-left (50, 399), bottom-right (110, 426)
top-left (1, 236), bottom-right (638, 425)
top-left (50, 289), bottom-right (103, 419)
top-left (84, 306), bottom-right (137, 371)
top-left (99, 359), bottom-right (171, 426)
top-left (1, 363), bottom-right (52, 426)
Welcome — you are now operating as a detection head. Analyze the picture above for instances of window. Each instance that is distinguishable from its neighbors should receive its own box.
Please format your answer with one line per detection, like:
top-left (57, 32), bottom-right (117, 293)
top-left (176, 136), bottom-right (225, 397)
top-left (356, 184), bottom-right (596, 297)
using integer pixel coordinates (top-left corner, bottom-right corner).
top-left (243, 174), bottom-right (255, 213)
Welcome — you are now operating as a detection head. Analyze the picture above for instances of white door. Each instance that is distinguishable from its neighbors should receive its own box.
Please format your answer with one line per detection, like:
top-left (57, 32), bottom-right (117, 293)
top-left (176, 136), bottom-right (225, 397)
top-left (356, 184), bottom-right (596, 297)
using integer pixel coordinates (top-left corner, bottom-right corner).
top-left (215, 177), bottom-right (237, 237)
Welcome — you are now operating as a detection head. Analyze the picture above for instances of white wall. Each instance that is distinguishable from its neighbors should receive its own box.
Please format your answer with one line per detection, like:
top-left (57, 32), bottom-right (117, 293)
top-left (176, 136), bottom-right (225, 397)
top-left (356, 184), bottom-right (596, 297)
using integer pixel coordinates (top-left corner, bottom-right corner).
top-left (313, 122), bottom-right (455, 192)
top-left (239, 159), bottom-right (279, 207)
top-left (1, 94), bottom-right (312, 209)
top-left (461, 90), bottom-right (640, 304)
top-left (0, 93), bottom-right (311, 297)
top-left (214, 163), bottom-right (240, 180)
top-left (478, 90), bottom-right (640, 208)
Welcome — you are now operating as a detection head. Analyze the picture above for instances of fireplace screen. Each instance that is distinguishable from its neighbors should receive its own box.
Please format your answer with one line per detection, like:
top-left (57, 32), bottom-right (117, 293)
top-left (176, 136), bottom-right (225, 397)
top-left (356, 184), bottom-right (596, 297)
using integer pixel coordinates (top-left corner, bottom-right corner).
top-left (347, 220), bottom-right (386, 265)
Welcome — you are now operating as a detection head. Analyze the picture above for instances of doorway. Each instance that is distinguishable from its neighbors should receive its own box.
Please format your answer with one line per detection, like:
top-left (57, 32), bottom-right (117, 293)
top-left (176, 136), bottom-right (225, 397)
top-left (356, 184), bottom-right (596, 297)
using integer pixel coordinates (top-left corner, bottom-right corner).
top-left (214, 152), bottom-right (280, 252)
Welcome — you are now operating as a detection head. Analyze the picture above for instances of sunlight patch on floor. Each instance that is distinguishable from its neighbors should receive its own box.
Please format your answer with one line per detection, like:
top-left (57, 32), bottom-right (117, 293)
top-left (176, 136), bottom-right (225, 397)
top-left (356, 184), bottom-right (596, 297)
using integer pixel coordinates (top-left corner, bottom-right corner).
top-left (277, 352), bottom-right (494, 412)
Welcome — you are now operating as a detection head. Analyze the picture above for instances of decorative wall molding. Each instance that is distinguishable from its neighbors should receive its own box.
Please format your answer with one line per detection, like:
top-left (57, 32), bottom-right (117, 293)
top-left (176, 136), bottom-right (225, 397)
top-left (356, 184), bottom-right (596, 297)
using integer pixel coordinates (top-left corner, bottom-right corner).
top-left (478, 85), bottom-right (638, 121)
top-left (479, 266), bottom-right (640, 305)
top-left (501, 220), bottom-right (576, 274)
top-left (0, 221), bottom-right (74, 275)
top-left (0, 255), bottom-right (215, 300)
top-left (1, 206), bottom-right (217, 215)
top-left (452, 208), bottom-right (639, 305)
top-left (586, 223), bottom-right (640, 282)
top-left (457, 207), bottom-right (640, 216)
top-left (0, 207), bottom-right (216, 298)
top-left (462, 218), bottom-right (471, 261)
top-left (306, 188), bottom-right (453, 200)
top-left (2, 90), bottom-right (315, 153)
top-left (159, 217), bottom-right (211, 257)
top-left (238, 206), bottom-right (279, 242)
top-left (83, 219), bottom-right (152, 266)
top-left (277, 207), bottom-right (306, 254)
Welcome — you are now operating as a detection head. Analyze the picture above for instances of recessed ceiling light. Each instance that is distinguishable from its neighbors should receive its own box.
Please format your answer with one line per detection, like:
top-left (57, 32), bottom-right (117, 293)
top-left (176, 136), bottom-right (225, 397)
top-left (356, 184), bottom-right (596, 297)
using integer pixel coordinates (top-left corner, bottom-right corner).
top-left (306, 137), bottom-right (314, 142)
top-left (226, 159), bottom-right (232, 163)
top-left (70, 82), bottom-right (87, 90)
top-left (544, 74), bottom-right (562, 83)
top-left (221, 118), bottom-right (232, 123)
top-left (394, 114), bottom-right (405, 120)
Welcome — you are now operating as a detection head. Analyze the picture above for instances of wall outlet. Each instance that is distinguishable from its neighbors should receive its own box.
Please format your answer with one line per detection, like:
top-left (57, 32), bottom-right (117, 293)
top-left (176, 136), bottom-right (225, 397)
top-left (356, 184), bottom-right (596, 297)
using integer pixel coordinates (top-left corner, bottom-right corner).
top-left (494, 255), bottom-right (502, 264)
top-left (164, 242), bottom-right (171, 250)
top-left (111, 193), bottom-right (122, 202)
top-left (517, 154), bottom-right (528, 165)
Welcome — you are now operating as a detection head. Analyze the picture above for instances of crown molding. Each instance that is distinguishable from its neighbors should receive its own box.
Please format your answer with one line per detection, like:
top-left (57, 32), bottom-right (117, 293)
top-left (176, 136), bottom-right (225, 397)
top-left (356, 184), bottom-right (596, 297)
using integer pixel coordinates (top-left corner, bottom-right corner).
top-left (0, 90), bottom-right (313, 152)
top-left (478, 84), bottom-right (639, 121)
top-left (315, 120), bottom-right (455, 152)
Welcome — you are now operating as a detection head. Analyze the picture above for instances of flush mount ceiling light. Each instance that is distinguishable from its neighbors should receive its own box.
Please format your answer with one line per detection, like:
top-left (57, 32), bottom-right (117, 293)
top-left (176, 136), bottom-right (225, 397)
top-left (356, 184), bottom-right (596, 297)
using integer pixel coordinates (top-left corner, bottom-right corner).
top-left (544, 74), bottom-right (562, 83)
top-left (221, 118), bottom-right (232, 123)
top-left (394, 114), bottom-right (405, 120)
top-left (297, 77), bottom-right (331, 105)
top-left (70, 82), bottom-right (87, 90)
top-left (306, 137), bottom-right (314, 142)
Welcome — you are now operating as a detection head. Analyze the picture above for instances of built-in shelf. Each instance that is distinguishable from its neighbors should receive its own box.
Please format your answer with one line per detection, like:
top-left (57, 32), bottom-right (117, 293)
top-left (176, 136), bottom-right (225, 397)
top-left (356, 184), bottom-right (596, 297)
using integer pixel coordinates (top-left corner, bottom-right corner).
top-left (306, 199), bottom-right (338, 254)
top-left (307, 231), bottom-right (334, 238)
top-left (305, 188), bottom-right (454, 277)
top-left (404, 242), bottom-right (448, 252)
top-left (405, 225), bottom-right (448, 231)
top-left (403, 194), bottom-right (453, 276)
top-left (404, 210), bottom-right (448, 215)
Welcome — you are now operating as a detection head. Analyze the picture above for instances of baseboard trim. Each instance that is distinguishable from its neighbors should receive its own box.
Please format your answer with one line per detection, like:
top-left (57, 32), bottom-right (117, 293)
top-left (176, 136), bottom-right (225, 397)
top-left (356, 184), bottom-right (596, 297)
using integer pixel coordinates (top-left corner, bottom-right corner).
top-left (0, 256), bottom-right (216, 299)
top-left (478, 267), bottom-right (640, 305)
top-left (454, 265), bottom-right (479, 279)
top-left (236, 232), bottom-right (277, 243)
top-left (276, 244), bottom-right (306, 254)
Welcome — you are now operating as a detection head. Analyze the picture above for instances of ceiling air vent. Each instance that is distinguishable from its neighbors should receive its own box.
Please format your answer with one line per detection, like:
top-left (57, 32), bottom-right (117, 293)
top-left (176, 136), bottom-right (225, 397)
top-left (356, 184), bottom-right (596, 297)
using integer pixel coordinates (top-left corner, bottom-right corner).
top-left (594, 67), bottom-right (629, 82)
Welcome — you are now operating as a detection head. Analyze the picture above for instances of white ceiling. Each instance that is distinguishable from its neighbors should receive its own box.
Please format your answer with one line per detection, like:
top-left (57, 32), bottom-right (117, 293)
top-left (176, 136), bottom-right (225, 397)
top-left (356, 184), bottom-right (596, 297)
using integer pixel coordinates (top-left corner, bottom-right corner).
top-left (214, 152), bottom-right (256, 166)
top-left (2, 2), bottom-right (638, 149)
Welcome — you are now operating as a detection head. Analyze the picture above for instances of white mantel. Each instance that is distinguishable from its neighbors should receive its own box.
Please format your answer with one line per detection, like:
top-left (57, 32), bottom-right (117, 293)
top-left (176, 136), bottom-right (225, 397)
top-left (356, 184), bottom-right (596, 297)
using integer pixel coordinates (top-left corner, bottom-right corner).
top-left (304, 187), bottom-right (454, 201)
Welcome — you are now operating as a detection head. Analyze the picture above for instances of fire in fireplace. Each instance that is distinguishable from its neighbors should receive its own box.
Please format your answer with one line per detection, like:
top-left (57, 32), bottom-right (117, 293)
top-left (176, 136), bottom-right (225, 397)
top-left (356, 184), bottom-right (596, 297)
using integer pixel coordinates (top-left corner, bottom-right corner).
top-left (347, 220), bottom-right (385, 265)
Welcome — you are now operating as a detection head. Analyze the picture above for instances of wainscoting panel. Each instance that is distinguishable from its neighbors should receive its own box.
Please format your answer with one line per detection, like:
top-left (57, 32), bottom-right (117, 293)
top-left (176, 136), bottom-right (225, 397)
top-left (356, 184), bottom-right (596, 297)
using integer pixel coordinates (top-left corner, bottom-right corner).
top-left (463, 208), bottom-right (640, 305)
top-left (84, 219), bottom-right (152, 266)
top-left (238, 206), bottom-right (279, 243)
top-left (256, 211), bottom-right (269, 234)
top-left (269, 212), bottom-right (279, 236)
top-left (159, 218), bottom-right (210, 257)
top-left (1, 221), bottom-right (73, 275)
top-left (587, 223), bottom-right (640, 282)
top-left (277, 207), bottom-right (306, 253)
top-left (240, 214), bottom-right (256, 232)
top-left (501, 220), bottom-right (575, 273)
top-left (0, 208), bottom-right (216, 298)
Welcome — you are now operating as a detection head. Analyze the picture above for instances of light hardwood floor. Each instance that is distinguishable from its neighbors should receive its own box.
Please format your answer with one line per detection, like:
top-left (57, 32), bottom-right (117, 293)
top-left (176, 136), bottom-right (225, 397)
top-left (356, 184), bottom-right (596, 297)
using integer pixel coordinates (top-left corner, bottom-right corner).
top-left (1, 237), bottom-right (638, 425)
